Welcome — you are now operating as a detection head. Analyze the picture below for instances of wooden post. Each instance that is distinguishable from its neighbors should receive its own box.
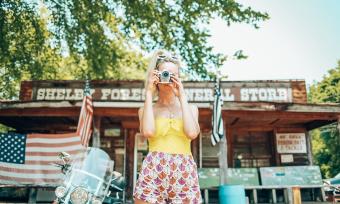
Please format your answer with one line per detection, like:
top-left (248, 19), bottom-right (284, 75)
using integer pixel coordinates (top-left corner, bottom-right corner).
top-left (227, 127), bottom-right (233, 168)
top-left (305, 130), bottom-right (313, 166)
top-left (92, 117), bottom-right (101, 148)
top-left (125, 128), bottom-right (136, 201)
top-left (219, 120), bottom-right (228, 185)
top-left (28, 188), bottom-right (37, 204)
top-left (292, 186), bottom-right (302, 204)
top-left (273, 128), bottom-right (281, 166)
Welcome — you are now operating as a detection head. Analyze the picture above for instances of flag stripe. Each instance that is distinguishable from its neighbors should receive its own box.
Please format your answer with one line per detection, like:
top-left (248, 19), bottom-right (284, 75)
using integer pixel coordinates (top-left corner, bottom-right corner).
top-left (0, 166), bottom-right (61, 174)
top-left (26, 145), bottom-right (83, 152)
top-left (77, 95), bottom-right (93, 147)
top-left (26, 137), bottom-right (81, 144)
top-left (211, 84), bottom-right (224, 146)
top-left (26, 141), bottom-right (81, 148)
top-left (0, 162), bottom-right (63, 170)
top-left (27, 133), bottom-right (77, 139)
top-left (26, 150), bottom-right (81, 157)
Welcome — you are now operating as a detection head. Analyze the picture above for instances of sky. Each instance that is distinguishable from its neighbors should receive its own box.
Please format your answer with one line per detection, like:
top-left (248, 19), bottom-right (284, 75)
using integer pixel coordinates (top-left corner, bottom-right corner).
top-left (207, 0), bottom-right (340, 87)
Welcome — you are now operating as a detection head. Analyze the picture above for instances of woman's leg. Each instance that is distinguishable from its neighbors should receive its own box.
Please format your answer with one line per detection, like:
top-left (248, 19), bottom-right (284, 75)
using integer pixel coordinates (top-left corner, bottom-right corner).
top-left (133, 152), bottom-right (166, 203)
top-left (167, 154), bottom-right (202, 203)
top-left (134, 198), bottom-right (152, 204)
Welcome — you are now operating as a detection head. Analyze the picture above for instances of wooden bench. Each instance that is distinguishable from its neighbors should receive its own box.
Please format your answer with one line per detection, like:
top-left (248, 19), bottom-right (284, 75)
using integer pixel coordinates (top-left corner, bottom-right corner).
top-left (244, 185), bottom-right (326, 203)
top-left (198, 166), bottom-right (326, 203)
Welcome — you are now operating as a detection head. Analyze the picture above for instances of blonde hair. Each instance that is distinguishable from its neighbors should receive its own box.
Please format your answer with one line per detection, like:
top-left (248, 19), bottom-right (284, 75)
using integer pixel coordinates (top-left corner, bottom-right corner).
top-left (145, 49), bottom-right (181, 90)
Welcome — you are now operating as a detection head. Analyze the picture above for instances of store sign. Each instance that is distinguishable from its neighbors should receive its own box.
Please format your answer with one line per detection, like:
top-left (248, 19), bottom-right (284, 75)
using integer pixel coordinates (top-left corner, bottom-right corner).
top-left (281, 154), bottom-right (294, 163)
top-left (276, 133), bottom-right (307, 153)
top-left (33, 85), bottom-right (293, 102)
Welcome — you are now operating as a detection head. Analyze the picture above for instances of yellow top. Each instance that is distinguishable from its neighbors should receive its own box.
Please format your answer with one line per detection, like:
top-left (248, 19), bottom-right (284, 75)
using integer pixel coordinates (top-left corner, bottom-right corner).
top-left (148, 117), bottom-right (192, 155)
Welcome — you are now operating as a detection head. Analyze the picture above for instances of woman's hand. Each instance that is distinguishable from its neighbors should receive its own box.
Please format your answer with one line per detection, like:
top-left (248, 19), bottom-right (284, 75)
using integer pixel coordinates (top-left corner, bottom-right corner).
top-left (170, 75), bottom-right (185, 98)
top-left (146, 70), bottom-right (160, 95)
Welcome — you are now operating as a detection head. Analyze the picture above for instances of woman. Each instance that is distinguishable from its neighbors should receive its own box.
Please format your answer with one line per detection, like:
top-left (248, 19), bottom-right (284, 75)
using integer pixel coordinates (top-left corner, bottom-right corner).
top-left (133, 50), bottom-right (202, 204)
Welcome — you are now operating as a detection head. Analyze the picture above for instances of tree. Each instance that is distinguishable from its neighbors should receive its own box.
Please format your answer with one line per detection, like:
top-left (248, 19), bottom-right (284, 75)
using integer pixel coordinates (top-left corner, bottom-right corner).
top-left (0, 0), bottom-right (268, 99)
top-left (309, 60), bottom-right (340, 178)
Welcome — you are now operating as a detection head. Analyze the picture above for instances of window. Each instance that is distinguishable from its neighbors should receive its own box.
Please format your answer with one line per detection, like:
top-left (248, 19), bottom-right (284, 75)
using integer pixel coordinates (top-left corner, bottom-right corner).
top-left (200, 131), bottom-right (220, 167)
top-left (232, 130), bottom-right (273, 168)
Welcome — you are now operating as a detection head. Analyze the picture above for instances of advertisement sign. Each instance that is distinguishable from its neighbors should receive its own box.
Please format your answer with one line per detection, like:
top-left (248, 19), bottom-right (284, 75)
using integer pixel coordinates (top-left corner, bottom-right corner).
top-left (276, 133), bottom-right (307, 153)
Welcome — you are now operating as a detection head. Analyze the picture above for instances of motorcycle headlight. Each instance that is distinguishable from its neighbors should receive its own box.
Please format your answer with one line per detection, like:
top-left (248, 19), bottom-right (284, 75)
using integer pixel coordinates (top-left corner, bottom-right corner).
top-left (92, 197), bottom-right (102, 204)
top-left (70, 187), bottom-right (88, 204)
top-left (55, 186), bottom-right (67, 198)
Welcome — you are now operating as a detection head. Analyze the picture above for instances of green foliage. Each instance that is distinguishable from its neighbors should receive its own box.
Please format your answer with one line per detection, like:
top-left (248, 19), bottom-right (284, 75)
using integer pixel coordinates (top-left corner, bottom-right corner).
top-left (0, 0), bottom-right (268, 99)
top-left (0, 124), bottom-right (15, 133)
top-left (309, 60), bottom-right (340, 178)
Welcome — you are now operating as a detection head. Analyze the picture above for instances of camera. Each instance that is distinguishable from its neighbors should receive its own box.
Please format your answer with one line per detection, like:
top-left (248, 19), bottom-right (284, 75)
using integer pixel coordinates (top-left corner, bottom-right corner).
top-left (158, 70), bottom-right (173, 83)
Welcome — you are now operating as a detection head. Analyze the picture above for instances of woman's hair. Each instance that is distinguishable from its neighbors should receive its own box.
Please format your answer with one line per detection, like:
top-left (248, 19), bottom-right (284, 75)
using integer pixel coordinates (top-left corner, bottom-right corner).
top-left (145, 49), bottom-right (181, 90)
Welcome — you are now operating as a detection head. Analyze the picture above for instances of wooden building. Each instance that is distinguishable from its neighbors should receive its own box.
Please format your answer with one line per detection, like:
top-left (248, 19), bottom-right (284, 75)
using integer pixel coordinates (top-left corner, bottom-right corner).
top-left (0, 79), bottom-right (340, 203)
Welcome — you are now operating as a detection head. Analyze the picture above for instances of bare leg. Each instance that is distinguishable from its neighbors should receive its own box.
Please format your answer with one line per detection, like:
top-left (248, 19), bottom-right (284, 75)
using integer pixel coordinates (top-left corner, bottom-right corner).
top-left (134, 198), bottom-right (152, 204)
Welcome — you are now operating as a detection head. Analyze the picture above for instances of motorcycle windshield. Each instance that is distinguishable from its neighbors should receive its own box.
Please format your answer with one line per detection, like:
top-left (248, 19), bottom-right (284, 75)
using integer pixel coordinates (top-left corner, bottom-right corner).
top-left (66, 147), bottom-right (114, 199)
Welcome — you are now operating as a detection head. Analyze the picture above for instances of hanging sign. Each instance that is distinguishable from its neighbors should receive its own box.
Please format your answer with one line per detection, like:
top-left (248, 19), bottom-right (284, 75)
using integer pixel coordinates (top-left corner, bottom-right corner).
top-left (276, 133), bottom-right (307, 153)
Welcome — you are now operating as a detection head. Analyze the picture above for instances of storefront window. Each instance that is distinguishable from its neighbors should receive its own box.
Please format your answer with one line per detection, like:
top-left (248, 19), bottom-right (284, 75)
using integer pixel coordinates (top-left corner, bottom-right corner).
top-left (232, 130), bottom-right (273, 168)
top-left (200, 132), bottom-right (219, 168)
top-left (101, 126), bottom-right (125, 173)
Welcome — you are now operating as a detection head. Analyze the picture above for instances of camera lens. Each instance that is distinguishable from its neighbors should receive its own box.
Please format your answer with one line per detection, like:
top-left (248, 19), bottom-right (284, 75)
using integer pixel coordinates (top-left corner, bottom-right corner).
top-left (161, 71), bottom-right (169, 77)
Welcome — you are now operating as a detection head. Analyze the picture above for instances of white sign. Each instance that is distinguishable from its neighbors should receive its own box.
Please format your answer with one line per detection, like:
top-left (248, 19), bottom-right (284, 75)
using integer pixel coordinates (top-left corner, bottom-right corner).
top-left (35, 87), bottom-right (292, 102)
top-left (276, 133), bottom-right (307, 153)
top-left (281, 154), bottom-right (294, 163)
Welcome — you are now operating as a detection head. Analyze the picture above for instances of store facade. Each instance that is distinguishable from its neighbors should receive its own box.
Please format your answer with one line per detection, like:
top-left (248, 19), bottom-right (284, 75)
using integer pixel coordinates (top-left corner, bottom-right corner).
top-left (0, 79), bottom-right (339, 202)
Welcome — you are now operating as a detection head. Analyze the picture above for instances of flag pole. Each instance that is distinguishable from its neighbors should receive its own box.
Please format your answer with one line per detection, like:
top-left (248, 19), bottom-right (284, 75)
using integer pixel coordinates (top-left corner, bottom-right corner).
top-left (216, 70), bottom-right (228, 185)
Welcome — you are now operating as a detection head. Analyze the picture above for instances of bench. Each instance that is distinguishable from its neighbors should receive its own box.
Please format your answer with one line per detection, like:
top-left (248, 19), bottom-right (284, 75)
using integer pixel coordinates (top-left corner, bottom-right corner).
top-left (198, 166), bottom-right (326, 203)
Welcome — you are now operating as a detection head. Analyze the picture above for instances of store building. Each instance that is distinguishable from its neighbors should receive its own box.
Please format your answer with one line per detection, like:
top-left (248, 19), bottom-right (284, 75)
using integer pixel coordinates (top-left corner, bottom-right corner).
top-left (0, 80), bottom-right (339, 203)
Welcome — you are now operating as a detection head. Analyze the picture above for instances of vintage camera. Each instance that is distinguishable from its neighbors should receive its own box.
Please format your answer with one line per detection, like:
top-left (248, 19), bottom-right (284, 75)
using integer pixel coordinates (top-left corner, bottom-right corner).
top-left (158, 70), bottom-right (173, 83)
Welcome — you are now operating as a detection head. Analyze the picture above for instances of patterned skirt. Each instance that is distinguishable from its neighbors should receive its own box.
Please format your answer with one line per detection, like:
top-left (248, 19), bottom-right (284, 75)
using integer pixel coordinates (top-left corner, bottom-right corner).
top-left (133, 151), bottom-right (202, 204)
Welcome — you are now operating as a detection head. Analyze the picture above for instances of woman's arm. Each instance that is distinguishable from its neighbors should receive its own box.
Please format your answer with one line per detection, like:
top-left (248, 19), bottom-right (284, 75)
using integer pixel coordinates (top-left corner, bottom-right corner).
top-left (139, 91), bottom-right (155, 138)
top-left (180, 96), bottom-right (200, 139)
top-left (139, 70), bottom-right (159, 138)
top-left (171, 76), bottom-right (200, 139)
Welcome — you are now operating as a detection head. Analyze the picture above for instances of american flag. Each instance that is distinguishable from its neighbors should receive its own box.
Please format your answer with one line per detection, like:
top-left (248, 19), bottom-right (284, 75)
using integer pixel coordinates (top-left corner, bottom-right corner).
top-left (0, 132), bottom-right (83, 185)
top-left (77, 82), bottom-right (94, 147)
top-left (0, 81), bottom-right (93, 185)
top-left (211, 83), bottom-right (224, 146)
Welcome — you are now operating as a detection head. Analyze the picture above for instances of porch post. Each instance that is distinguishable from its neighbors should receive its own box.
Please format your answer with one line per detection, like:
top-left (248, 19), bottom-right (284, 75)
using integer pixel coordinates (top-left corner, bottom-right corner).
top-left (305, 130), bottom-right (313, 166)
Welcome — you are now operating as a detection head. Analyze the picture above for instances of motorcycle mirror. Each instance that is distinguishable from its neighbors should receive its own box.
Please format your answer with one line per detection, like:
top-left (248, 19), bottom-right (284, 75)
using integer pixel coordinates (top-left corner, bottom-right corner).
top-left (58, 152), bottom-right (71, 163)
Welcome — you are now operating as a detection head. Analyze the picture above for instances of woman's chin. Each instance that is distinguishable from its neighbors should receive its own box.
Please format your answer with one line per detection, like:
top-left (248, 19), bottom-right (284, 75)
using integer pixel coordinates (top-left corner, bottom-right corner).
top-left (158, 85), bottom-right (173, 91)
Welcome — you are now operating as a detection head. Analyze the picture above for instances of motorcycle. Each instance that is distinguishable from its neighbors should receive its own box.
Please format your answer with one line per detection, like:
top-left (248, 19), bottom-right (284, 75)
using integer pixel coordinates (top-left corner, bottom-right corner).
top-left (52, 147), bottom-right (126, 204)
top-left (323, 180), bottom-right (340, 203)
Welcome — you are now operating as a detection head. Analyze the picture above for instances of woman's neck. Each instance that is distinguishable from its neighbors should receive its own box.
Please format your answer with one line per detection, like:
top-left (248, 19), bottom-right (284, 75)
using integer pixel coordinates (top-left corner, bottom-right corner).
top-left (157, 91), bottom-right (178, 106)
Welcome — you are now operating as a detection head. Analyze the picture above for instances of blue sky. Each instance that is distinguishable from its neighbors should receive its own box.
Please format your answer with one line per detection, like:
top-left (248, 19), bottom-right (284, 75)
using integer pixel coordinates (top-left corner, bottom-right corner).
top-left (208, 0), bottom-right (340, 87)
